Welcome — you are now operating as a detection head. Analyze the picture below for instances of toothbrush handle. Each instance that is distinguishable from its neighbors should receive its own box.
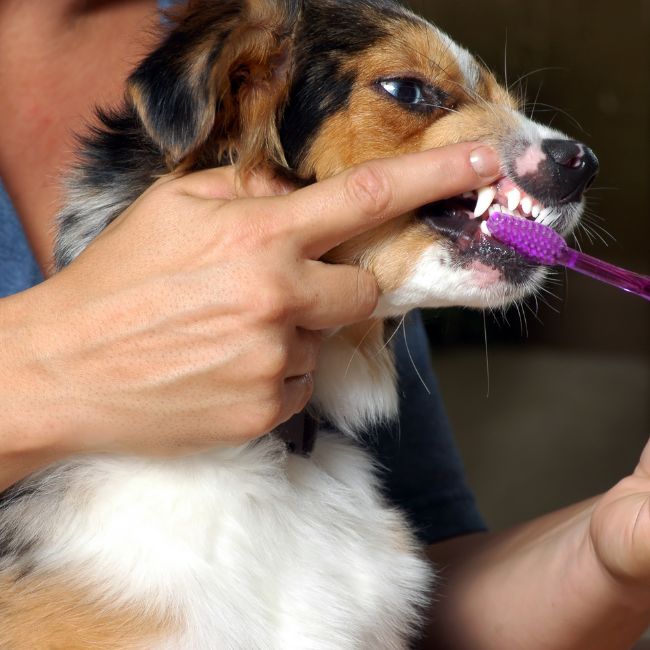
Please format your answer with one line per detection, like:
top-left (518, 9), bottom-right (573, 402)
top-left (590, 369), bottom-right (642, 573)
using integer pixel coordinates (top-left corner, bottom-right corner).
top-left (559, 248), bottom-right (650, 301)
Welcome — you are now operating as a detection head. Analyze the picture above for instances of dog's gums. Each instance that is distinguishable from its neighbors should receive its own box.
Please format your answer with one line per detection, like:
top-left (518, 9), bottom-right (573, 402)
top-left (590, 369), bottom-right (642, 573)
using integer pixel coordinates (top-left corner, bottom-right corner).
top-left (416, 175), bottom-right (563, 285)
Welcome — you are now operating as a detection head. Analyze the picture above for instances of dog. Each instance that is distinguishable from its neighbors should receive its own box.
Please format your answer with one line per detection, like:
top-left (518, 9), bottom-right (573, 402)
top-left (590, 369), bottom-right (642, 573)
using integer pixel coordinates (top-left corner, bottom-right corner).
top-left (0, 0), bottom-right (598, 647)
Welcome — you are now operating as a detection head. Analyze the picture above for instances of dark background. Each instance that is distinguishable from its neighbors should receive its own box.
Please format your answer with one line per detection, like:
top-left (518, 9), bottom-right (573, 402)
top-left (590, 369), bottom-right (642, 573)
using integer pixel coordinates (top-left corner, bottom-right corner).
top-left (409, 0), bottom-right (649, 531)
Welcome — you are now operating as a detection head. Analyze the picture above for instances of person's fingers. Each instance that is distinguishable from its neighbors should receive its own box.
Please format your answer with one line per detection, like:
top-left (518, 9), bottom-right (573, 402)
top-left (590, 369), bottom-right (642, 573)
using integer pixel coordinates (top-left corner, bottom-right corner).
top-left (284, 328), bottom-right (322, 378)
top-left (295, 261), bottom-right (379, 330)
top-left (271, 142), bottom-right (500, 258)
top-left (173, 166), bottom-right (293, 200)
top-left (281, 372), bottom-right (314, 419)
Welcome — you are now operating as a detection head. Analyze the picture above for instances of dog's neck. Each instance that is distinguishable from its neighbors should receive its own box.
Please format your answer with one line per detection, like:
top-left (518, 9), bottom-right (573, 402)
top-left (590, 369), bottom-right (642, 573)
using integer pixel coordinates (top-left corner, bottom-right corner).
top-left (311, 319), bottom-right (398, 437)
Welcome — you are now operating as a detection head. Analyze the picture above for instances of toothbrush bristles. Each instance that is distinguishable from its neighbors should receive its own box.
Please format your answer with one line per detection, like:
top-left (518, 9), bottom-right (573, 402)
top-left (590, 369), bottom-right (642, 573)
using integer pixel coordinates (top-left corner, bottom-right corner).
top-left (486, 212), bottom-right (567, 266)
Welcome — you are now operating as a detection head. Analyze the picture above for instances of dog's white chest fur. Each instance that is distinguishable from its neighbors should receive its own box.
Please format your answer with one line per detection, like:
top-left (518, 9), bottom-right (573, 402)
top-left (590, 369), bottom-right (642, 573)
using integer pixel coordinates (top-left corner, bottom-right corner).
top-left (29, 433), bottom-right (430, 649)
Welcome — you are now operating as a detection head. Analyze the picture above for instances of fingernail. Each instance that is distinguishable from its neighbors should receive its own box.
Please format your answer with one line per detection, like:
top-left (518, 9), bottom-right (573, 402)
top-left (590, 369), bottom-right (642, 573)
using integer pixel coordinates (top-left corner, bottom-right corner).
top-left (469, 146), bottom-right (500, 178)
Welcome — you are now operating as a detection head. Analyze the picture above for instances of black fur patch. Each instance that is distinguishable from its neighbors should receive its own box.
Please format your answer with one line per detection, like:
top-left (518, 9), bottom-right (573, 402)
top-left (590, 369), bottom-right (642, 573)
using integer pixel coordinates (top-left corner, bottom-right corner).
top-left (280, 1), bottom-right (396, 172)
top-left (81, 106), bottom-right (167, 192)
top-left (128, 17), bottom-right (233, 161)
top-left (0, 483), bottom-right (39, 563)
top-left (54, 105), bottom-right (168, 269)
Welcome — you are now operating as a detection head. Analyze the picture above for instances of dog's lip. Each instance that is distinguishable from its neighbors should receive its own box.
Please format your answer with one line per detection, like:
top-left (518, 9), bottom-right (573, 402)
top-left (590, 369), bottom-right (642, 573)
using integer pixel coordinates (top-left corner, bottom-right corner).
top-left (417, 197), bottom-right (540, 280)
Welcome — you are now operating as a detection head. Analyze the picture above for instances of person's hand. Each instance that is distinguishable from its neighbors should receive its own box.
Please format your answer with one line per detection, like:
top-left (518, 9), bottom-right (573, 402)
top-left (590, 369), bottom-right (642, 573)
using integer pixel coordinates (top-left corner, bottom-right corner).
top-left (422, 438), bottom-right (650, 650)
top-left (1, 142), bottom-right (500, 470)
top-left (590, 438), bottom-right (650, 599)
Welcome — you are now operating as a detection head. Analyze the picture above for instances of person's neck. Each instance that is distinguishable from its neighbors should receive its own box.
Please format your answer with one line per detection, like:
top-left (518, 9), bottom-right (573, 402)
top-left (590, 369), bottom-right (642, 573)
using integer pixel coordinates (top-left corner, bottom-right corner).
top-left (0, 0), bottom-right (133, 28)
top-left (0, 0), bottom-right (158, 276)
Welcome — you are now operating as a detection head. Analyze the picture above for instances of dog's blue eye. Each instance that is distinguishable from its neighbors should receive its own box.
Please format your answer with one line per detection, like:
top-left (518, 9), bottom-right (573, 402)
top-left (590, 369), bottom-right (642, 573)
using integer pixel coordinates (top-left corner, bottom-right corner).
top-left (379, 79), bottom-right (424, 105)
top-left (376, 78), bottom-right (448, 114)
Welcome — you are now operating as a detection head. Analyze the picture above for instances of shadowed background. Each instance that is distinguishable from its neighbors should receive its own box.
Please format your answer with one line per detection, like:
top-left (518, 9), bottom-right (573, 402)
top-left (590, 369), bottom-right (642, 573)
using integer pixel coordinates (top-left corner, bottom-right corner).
top-left (408, 0), bottom-right (649, 533)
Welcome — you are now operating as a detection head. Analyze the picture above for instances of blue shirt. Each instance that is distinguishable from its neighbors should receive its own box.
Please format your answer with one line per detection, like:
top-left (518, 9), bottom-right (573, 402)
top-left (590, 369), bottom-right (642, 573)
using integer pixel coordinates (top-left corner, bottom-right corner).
top-left (0, 181), bottom-right (43, 297)
top-left (0, 1), bottom-right (484, 545)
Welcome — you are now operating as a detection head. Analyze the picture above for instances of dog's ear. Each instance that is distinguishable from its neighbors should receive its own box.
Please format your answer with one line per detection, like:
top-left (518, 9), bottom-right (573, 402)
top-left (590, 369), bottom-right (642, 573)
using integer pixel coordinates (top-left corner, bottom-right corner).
top-left (127, 0), bottom-right (300, 171)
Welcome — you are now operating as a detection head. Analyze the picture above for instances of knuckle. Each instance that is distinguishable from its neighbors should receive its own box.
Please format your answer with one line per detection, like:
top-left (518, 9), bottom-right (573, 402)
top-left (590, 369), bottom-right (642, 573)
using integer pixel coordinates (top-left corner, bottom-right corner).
top-left (257, 342), bottom-right (290, 382)
top-left (220, 217), bottom-right (267, 252)
top-left (254, 284), bottom-right (292, 323)
top-left (346, 163), bottom-right (393, 219)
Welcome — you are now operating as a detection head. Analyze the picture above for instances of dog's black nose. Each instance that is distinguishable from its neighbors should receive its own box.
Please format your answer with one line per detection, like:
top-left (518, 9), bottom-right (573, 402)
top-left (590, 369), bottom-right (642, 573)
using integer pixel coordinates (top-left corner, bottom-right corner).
top-left (512, 139), bottom-right (599, 205)
top-left (542, 139), bottom-right (599, 202)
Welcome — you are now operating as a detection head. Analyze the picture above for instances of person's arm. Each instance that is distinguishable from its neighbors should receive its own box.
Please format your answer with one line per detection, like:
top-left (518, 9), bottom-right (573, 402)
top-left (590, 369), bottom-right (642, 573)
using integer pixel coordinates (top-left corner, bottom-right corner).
top-left (0, 143), bottom-right (501, 492)
top-left (422, 442), bottom-right (650, 649)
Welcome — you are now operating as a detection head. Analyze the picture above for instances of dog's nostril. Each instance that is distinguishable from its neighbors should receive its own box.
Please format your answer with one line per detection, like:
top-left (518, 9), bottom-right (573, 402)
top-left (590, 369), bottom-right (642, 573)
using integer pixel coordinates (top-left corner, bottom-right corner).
top-left (565, 155), bottom-right (584, 170)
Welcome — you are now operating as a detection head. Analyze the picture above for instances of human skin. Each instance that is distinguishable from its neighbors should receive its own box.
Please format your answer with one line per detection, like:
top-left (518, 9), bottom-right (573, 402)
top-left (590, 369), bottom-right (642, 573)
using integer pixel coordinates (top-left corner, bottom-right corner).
top-left (0, 2), bottom-right (648, 648)
top-left (423, 452), bottom-right (650, 649)
top-left (0, 144), bottom-right (501, 487)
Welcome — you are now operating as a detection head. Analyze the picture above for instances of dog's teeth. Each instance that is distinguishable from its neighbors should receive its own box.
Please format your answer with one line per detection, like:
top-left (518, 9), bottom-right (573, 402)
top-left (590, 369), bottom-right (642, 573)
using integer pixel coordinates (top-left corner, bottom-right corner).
top-left (480, 220), bottom-right (492, 236)
top-left (532, 203), bottom-right (541, 219)
top-left (474, 185), bottom-right (497, 217)
top-left (506, 188), bottom-right (521, 211)
top-left (521, 196), bottom-right (533, 215)
top-left (488, 203), bottom-right (500, 216)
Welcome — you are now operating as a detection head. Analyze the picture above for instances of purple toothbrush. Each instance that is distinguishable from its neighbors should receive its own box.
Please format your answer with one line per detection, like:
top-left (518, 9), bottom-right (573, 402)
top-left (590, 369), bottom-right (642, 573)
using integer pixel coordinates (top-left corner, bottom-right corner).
top-left (485, 212), bottom-right (650, 301)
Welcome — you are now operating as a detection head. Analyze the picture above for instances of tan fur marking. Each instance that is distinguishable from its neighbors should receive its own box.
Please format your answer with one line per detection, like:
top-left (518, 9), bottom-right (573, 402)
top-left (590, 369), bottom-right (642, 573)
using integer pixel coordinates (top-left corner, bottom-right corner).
top-left (0, 572), bottom-right (177, 650)
top-left (326, 216), bottom-right (434, 294)
top-left (304, 19), bottom-right (523, 292)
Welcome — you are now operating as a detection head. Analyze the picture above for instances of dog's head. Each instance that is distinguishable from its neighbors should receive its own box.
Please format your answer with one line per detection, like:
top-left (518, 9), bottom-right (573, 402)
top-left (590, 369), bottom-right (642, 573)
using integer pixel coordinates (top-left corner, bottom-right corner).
top-left (127, 0), bottom-right (598, 315)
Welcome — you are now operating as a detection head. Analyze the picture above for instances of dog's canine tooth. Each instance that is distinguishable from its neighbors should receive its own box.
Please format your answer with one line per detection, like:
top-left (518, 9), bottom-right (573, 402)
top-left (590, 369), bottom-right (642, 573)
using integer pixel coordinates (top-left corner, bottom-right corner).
top-left (506, 188), bottom-right (521, 212)
top-left (474, 185), bottom-right (497, 217)
top-left (520, 196), bottom-right (533, 215)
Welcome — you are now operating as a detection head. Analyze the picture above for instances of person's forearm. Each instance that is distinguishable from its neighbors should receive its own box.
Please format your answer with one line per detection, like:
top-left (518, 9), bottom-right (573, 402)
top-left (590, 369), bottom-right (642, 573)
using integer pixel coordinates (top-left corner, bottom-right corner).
top-left (423, 498), bottom-right (650, 649)
top-left (0, 288), bottom-right (71, 491)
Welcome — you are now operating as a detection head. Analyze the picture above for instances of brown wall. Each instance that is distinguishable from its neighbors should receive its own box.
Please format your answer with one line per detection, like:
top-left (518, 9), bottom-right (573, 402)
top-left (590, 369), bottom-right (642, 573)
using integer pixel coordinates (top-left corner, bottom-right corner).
top-left (412, 0), bottom-right (649, 355)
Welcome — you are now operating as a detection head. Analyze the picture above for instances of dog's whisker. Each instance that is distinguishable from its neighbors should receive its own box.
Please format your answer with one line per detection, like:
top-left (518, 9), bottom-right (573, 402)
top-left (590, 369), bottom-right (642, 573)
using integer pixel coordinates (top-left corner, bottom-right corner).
top-left (503, 28), bottom-right (509, 91)
top-left (482, 310), bottom-right (491, 398)
top-left (528, 81), bottom-right (544, 122)
top-left (402, 322), bottom-right (431, 396)
top-left (508, 66), bottom-right (568, 92)
top-left (521, 101), bottom-right (586, 134)
top-left (522, 296), bottom-right (544, 326)
top-left (343, 320), bottom-right (381, 380)
top-left (376, 314), bottom-right (406, 356)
